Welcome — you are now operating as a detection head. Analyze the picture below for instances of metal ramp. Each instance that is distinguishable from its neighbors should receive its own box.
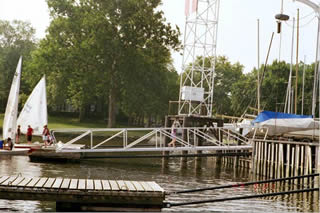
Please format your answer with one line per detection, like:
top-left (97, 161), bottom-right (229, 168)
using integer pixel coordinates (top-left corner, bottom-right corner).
top-left (51, 127), bottom-right (252, 153)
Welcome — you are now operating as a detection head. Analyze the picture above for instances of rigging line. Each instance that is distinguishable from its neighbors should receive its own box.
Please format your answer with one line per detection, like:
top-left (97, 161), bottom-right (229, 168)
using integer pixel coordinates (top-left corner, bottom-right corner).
top-left (298, 10), bottom-right (316, 20)
top-left (284, 15), bottom-right (316, 28)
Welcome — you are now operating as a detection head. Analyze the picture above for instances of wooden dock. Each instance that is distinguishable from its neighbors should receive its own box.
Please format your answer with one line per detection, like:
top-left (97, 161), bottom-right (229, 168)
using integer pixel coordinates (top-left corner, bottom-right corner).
top-left (0, 175), bottom-right (165, 212)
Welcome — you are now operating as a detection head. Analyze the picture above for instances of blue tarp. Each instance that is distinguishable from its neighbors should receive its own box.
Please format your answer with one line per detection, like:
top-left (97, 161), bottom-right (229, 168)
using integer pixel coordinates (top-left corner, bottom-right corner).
top-left (252, 111), bottom-right (312, 124)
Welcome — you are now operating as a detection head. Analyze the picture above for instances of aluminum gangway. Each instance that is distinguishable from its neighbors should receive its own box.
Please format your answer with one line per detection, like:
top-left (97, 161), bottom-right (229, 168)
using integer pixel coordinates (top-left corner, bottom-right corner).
top-left (50, 127), bottom-right (252, 154)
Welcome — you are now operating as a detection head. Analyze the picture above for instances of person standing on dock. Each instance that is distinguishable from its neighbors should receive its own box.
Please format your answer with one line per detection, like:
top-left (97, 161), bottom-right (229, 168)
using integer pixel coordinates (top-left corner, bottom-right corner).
top-left (15, 125), bottom-right (21, 144)
top-left (168, 120), bottom-right (180, 147)
top-left (42, 125), bottom-right (51, 146)
top-left (26, 125), bottom-right (33, 144)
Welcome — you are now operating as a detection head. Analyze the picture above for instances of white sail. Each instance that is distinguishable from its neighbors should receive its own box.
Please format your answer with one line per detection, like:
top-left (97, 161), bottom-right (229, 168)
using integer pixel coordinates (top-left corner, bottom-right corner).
top-left (3, 56), bottom-right (22, 141)
top-left (17, 76), bottom-right (48, 136)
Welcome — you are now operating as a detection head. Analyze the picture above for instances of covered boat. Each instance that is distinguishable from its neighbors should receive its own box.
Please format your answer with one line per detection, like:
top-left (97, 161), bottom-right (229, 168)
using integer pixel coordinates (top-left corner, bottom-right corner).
top-left (251, 111), bottom-right (318, 136)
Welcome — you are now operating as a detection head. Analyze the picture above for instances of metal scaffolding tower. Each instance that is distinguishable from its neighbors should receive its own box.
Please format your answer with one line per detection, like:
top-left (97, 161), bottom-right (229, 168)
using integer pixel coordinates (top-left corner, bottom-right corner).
top-left (178, 0), bottom-right (220, 117)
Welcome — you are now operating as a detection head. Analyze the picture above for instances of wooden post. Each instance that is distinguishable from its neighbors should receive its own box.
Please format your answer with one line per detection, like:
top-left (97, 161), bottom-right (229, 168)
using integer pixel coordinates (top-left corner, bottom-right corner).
top-left (251, 141), bottom-right (256, 174)
top-left (315, 146), bottom-right (320, 188)
top-left (279, 143), bottom-right (284, 178)
top-left (300, 146), bottom-right (304, 182)
top-left (180, 116), bottom-right (188, 168)
top-left (263, 142), bottom-right (267, 177)
top-left (286, 144), bottom-right (291, 178)
top-left (275, 143), bottom-right (279, 179)
top-left (291, 147), bottom-right (295, 179)
top-left (270, 143), bottom-right (275, 178)
top-left (303, 145), bottom-right (309, 186)
top-left (267, 143), bottom-right (271, 178)
top-left (256, 142), bottom-right (261, 175)
top-left (162, 116), bottom-right (170, 167)
top-left (294, 145), bottom-right (300, 185)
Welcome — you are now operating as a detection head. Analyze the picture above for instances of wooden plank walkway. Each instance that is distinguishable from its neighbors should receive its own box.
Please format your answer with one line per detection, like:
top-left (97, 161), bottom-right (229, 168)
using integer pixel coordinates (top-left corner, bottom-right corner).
top-left (0, 175), bottom-right (165, 211)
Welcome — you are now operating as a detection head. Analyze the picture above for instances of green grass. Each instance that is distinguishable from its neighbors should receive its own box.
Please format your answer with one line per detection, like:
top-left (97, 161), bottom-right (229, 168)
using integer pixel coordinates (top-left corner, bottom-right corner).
top-left (48, 115), bottom-right (107, 129)
top-left (0, 113), bottom-right (107, 130)
top-left (0, 113), bottom-right (148, 137)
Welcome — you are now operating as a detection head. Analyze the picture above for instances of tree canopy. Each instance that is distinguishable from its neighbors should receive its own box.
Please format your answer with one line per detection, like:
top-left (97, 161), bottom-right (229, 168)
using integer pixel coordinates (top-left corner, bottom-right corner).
top-left (25, 0), bottom-right (181, 126)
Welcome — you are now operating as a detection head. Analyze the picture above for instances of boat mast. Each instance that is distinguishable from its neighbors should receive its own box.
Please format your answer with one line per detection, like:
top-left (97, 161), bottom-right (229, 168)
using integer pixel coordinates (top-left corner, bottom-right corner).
top-left (257, 19), bottom-right (260, 113)
top-left (295, 9), bottom-right (300, 114)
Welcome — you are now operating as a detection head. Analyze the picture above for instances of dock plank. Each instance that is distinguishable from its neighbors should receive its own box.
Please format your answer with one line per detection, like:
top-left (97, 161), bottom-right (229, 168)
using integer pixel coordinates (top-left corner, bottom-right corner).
top-left (52, 178), bottom-right (63, 189)
top-left (117, 180), bottom-right (128, 191)
top-left (35, 178), bottom-right (48, 188)
top-left (124, 181), bottom-right (136, 191)
top-left (26, 177), bottom-right (40, 187)
top-left (132, 181), bottom-right (145, 192)
top-left (139, 182), bottom-right (154, 192)
top-left (10, 177), bottom-right (25, 186)
top-left (78, 179), bottom-right (86, 190)
top-left (17, 177), bottom-right (32, 187)
top-left (69, 179), bottom-right (78, 189)
top-left (2, 176), bottom-right (18, 186)
top-left (86, 179), bottom-right (94, 190)
top-left (94, 180), bottom-right (102, 191)
top-left (109, 180), bottom-right (120, 191)
top-left (44, 178), bottom-right (56, 188)
top-left (101, 180), bottom-right (111, 191)
top-left (146, 182), bottom-right (164, 192)
top-left (0, 176), bottom-right (10, 184)
top-left (60, 179), bottom-right (71, 189)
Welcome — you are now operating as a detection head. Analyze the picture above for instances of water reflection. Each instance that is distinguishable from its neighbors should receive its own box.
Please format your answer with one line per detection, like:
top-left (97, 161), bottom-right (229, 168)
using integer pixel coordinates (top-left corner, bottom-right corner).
top-left (0, 155), bottom-right (318, 212)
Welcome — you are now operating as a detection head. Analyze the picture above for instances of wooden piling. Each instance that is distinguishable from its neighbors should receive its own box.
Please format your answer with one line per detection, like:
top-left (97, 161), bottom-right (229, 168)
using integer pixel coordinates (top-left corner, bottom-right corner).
top-left (286, 144), bottom-right (290, 178)
top-left (270, 143), bottom-right (275, 178)
top-left (294, 145), bottom-right (300, 185)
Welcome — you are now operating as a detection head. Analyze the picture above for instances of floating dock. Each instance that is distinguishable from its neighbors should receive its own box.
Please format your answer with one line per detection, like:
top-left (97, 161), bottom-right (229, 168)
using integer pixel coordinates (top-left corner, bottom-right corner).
top-left (0, 175), bottom-right (165, 212)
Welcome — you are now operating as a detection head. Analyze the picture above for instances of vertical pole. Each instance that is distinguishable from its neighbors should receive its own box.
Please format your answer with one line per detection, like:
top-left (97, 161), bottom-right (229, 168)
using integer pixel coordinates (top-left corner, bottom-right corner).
top-left (315, 146), bottom-right (320, 188)
top-left (295, 9), bottom-right (300, 114)
top-left (257, 19), bottom-right (260, 112)
top-left (271, 143), bottom-right (275, 178)
top-left (90, 130), bottom-right (93, 149)
top-left (312, 18), bottom-right (320, 117)
top-left (286, 17), bottom-right (295, 113)
top-left (294, 145), bottom-right (300, 185)
top-left (162, 116), bottom-right (170, 167)
top-left (180, 116), bottom-right (188, 168)
top-left (286, 144), bottom-right (291, 178)
top-left (302, 56), bottom-right (306, 114)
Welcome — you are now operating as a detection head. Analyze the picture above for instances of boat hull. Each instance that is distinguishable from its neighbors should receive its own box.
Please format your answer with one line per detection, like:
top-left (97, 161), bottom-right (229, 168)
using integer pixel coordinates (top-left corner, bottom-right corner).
top-left (0, 148), bottom-right (30, 156)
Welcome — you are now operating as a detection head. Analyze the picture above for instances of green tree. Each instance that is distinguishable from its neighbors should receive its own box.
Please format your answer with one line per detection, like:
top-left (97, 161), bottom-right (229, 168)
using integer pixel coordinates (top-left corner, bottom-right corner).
top-left (26, 0), bottom-right (180, 126)
top-left (0, 20), bottom-right (37, 112)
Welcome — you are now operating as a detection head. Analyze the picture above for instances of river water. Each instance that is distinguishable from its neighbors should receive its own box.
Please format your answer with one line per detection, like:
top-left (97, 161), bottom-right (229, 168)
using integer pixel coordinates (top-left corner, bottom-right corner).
top-left (0, 154), bottom-right (319, 212)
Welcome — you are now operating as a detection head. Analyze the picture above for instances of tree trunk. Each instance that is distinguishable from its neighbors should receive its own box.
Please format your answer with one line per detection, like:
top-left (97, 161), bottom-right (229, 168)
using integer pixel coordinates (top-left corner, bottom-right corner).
top-left (79, 105), bottom-right (86, 122)
top-left (107, 60), bottom-right (117, 128)
top-left (107, 87), bottom-right (116, 128)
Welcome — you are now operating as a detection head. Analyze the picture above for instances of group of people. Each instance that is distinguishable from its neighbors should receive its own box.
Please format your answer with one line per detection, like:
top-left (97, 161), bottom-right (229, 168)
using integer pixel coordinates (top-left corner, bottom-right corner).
top-left (5, 124), bottom-right (53, 148)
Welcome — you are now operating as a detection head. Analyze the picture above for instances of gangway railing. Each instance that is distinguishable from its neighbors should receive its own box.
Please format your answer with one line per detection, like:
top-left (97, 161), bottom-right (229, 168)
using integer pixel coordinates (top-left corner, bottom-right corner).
top-left (51, 127), bottom-right (251, 152)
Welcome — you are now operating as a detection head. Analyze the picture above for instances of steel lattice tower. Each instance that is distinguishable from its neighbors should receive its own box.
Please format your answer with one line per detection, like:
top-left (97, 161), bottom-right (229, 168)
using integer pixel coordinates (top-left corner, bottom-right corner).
top-left (178, 0), bottom-right (220, 117)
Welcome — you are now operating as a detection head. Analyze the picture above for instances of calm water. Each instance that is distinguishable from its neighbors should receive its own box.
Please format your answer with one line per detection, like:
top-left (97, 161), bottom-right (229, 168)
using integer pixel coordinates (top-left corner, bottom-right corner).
top-left (0, 154), bottom-right (319, 212)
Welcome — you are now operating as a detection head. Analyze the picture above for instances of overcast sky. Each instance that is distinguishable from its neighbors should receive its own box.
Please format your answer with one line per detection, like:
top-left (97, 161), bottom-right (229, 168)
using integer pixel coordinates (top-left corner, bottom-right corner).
top-left (0, 0), bottom-right (319, 73)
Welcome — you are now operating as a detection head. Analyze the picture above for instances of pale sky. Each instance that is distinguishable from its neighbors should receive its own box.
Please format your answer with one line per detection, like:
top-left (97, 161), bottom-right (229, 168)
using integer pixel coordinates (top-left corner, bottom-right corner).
top-left (0, 0), bottom-right (319, 73)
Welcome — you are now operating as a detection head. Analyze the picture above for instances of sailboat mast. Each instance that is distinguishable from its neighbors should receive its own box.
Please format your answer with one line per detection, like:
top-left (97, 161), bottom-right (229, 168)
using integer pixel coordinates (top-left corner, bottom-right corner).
top-left (286, 17), bottom-right (295, 113)
top-left (295, 9), bottom-right (300, 114)
top-left (257, 19), bottom-right (260, 112)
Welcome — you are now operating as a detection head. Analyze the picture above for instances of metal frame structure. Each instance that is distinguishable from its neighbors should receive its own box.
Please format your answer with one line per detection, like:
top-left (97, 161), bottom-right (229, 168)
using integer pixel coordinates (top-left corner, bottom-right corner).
top-left (50, 126), bottom-right (251, 153)
top-left (178, 0), bottom-right (220, 117)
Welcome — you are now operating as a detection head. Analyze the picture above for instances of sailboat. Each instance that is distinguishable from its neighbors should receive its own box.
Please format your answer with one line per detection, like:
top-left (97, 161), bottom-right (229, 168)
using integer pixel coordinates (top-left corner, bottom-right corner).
top-left (1, 56), bottom-right (29, 155)
top-left (14, 76), bottom-right (48, 150)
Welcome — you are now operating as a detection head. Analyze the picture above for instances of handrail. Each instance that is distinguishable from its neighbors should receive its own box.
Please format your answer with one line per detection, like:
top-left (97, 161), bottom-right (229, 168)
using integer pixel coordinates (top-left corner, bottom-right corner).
top-left (56, 130), bottom-right (91, 150)
top-left (51, 127), bottom-right (252, 151)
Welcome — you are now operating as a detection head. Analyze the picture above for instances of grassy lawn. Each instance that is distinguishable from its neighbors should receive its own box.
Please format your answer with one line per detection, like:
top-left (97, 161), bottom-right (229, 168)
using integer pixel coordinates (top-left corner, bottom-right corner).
top-left (48, 115), bottom-right (107, 129)
top-left (0, 113), bottom-right (149, 137)
top-left (0, 113), bottom-right (107, 130)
